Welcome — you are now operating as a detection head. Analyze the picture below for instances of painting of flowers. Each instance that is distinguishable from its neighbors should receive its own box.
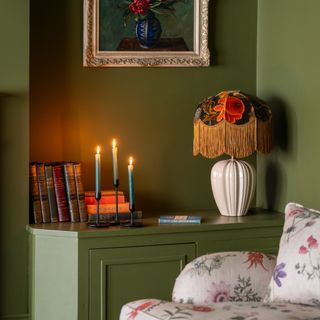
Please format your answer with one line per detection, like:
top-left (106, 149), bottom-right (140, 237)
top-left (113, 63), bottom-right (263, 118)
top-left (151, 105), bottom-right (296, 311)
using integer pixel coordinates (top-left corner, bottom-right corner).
top-left (83, 0), bottom-right (210, 67)
top-left (99, 0), bottom-right (194, 51)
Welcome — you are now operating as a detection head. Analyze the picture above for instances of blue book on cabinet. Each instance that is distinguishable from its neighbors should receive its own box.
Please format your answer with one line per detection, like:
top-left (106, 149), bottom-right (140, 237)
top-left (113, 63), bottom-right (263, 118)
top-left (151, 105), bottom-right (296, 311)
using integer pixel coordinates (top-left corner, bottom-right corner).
top-left (159, 215), bottom-right (201, 224)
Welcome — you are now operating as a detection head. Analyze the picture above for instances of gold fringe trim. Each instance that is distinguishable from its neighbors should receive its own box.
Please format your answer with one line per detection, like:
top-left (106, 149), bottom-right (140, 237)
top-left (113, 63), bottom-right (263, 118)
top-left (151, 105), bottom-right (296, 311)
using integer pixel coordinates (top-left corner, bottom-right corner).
top-left (193, 118), bottom-right (272, 159)
top-left (257, 117), bottom-right (273, 154)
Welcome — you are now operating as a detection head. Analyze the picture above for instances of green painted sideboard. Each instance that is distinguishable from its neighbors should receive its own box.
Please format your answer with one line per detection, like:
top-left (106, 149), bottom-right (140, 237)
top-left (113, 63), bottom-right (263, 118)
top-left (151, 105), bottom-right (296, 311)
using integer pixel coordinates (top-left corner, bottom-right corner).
top-left (27, 209), bottom-right (284, 320)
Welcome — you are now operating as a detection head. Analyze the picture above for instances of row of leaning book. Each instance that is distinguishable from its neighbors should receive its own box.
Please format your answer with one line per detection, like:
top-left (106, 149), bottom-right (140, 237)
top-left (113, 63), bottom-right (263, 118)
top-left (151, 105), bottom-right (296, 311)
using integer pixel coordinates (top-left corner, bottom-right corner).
top-left (30, 162), bottom-right (142, 224)
top-left (30, 162), bottom-right (87, 223)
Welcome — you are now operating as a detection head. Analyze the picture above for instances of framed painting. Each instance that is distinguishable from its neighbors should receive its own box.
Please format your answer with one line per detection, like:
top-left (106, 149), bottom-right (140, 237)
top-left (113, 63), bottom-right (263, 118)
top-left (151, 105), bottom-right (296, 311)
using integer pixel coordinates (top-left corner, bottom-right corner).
top-left (83, 0), bottom-right (210, 67)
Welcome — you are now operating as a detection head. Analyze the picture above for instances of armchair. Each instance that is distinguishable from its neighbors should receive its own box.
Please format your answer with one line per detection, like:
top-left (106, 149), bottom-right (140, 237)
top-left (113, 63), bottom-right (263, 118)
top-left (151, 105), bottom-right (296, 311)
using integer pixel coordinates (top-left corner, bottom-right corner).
top-left (121, 202), bottom-right (320, 320)
top-left (120, 251), bottom-right (320, 320)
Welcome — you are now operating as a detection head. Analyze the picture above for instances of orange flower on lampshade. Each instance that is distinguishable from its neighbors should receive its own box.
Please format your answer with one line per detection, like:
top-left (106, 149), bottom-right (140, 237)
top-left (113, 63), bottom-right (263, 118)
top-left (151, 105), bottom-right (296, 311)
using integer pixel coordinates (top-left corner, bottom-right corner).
top-left (193, 90), bottom-right (272, 159)
top-left (213, 94), bottom-right (245, 123)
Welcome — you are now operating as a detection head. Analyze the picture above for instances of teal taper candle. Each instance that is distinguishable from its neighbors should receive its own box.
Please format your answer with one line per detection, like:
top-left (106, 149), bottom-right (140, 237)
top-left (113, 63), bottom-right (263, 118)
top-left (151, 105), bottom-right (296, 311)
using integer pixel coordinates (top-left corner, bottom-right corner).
top-left (95, 146), bottom-right (101, 194)
top-left (128, 157), bottom-right (135, 210)
top-left (112, 138), bottom-right (119, 185)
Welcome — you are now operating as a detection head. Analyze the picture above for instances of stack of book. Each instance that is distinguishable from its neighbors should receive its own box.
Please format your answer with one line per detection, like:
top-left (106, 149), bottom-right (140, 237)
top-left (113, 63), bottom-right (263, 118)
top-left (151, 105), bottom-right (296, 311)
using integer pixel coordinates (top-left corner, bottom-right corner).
top-left (85, 190), bottom-right (142, 223)
top-left (30, 162), bottom-right (87, 224)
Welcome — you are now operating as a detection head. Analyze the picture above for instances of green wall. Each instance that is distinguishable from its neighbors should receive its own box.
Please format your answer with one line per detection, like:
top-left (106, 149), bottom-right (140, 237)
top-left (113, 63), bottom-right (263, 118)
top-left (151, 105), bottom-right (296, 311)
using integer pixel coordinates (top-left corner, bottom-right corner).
top-left (5, 0), bottom-right (320, 318)
top-left (0, 0), bottom-right (29, 319)
top-left (30, 0), bottom-right (258, 214)
top-left (256, 0), bottom-right (320, 211)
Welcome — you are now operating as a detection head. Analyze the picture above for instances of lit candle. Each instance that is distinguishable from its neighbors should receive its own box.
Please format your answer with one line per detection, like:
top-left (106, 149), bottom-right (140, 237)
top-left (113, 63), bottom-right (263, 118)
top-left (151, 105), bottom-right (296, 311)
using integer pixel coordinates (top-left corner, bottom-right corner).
top-left (95, 146), bottom-right (101, 196)
top-left (128, 156), bottom-right (135, 211)
top-left (112, 138), bottom-right (119, 186)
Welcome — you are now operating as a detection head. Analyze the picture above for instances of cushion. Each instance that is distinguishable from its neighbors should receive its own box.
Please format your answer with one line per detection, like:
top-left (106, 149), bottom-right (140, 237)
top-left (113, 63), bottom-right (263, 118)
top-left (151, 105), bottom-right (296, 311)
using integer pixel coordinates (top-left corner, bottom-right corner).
top-left (120, 299), bottom-right (320, 320)
top-left (172, 251), bottom-right (276, 305)
top-left (265, 202), bottom-right (320, 306)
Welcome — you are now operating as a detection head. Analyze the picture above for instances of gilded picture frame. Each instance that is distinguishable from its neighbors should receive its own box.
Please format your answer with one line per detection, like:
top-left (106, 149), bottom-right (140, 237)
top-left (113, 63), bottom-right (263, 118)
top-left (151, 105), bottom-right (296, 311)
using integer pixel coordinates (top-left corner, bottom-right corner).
top-left (83, 0), bottom-right (210, 67)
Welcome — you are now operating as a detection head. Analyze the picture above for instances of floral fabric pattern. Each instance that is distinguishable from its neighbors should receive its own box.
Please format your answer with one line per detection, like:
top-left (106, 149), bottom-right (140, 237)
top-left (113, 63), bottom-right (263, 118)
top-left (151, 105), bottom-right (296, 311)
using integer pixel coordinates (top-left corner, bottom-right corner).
top-left (205, 281), bottom-right (231, 303)
top-left (194, 90), bottom-right (272, 126)
top-left (265, 202), bottom-right (320, 306)
top-left (120, 299), bottom-right (320, 320)
top-left (172, 252), bottom-right (276, 305)
top-left (272, 263), bottom-right (287, 287)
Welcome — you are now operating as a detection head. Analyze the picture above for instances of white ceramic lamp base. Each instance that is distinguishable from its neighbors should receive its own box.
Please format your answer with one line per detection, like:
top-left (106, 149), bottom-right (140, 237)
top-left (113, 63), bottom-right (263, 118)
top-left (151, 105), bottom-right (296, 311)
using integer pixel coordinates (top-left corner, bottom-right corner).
top-left (210, 158), bottom-right (256, 216)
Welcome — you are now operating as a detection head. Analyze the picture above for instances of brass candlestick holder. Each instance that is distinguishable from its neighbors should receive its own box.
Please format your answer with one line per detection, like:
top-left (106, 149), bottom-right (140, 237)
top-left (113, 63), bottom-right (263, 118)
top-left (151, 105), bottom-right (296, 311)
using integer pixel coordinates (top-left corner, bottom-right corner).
top-left (88, 191), bottom-right (110, 228)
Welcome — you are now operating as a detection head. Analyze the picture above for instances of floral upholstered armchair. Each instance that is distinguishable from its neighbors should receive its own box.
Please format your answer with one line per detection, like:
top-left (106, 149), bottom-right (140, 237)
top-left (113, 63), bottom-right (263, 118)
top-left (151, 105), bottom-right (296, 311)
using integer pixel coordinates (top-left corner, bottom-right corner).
top-left (120, 203), bottom-right (320, 320)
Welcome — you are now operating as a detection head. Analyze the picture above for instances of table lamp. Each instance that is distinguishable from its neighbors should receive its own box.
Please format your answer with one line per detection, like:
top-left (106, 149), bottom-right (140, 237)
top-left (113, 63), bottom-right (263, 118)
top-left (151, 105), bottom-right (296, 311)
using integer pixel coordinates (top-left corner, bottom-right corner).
top-left (193, 90), bottom-right (272, 216)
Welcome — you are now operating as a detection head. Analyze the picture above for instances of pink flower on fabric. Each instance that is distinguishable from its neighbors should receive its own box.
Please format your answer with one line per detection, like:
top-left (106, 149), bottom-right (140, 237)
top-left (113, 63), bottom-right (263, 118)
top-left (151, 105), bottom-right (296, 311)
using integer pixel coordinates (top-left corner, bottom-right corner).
top-left (128, 301), bottom-right (154, 319)
top-left (307, 235), bottom-right (318, 249)
top-left (206, 281), bottom-right (231, 303)
top-left (299, 245), bottom-right (309, 254)
top-left (192, 306), bottom-right (215, 312)
top-left (287, 208), bottom-right (304, 217)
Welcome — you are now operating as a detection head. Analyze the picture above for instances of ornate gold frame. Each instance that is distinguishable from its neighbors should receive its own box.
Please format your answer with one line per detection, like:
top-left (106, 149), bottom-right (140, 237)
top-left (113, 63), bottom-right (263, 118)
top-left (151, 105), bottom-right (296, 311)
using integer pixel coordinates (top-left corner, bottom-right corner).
top-left (83, 0), bottom-right (210, 67)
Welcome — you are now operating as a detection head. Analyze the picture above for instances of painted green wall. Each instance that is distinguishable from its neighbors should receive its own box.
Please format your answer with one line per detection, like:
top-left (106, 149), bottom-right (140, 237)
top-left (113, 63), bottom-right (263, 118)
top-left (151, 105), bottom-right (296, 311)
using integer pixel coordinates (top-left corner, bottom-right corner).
top-left (6, 0), bottom-right (320, 317)
top-left (30, 0), bottom-right (257, 214)
top-left (0, 0), bottom-right (29, 319)
top-left (256, 0), bottom-right (320, 211)
top-left (0, 0), bottom-right (258, 317)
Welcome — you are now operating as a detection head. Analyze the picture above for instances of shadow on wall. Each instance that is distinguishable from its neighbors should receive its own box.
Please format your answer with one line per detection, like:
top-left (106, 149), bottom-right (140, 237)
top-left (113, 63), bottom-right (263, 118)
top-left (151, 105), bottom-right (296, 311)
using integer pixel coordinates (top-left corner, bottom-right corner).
top-left (0, 91), bottom-right (30, 237)
top-left (264, 96), bottom-right (291, 210)
top-left (208, 0), bottom-right (217, 66)
top-left (0, 92), bottom-right (29, 313)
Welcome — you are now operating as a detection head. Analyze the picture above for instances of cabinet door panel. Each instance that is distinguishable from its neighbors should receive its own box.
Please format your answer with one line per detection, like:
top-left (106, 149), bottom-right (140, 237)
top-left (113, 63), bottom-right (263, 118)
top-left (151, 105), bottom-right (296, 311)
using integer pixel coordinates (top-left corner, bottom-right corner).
top-left (89, 243), bottom-right (196, 320)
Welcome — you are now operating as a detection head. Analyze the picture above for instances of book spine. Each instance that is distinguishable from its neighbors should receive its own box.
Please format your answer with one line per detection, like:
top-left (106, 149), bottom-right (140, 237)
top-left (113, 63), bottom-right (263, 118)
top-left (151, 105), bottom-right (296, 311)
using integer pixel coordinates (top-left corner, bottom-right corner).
top-left (158, 217), bottom-right (201, 224)
top-left (52, 164), bottom-right (69, 222)
top-left (45, 165), bottom-right (58, 222)
top-left (73, 163), bottom-right (87, 222)
top-left (85, 195), bottom-right (126, 205)
top-left (29, 163), bottom-right (42, 224)
top-left (36, 163), bottom-right (51, 223)
top-left (85, 190), bottom-right (124, 197)
top-left (86, 202), bottom-right (130, 214)
top-left (88, 211), bottom-right (142, 222)
top-left (63, 162), bottom-right (80, 222)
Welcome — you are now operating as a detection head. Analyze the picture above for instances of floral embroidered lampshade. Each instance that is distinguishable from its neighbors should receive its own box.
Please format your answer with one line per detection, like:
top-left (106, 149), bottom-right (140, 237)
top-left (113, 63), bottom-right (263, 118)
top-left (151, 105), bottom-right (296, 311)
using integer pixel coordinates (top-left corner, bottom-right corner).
top-left (193, 90), bottom-right (272, 159)
top-left (193, 90), bottom-right (272, 217)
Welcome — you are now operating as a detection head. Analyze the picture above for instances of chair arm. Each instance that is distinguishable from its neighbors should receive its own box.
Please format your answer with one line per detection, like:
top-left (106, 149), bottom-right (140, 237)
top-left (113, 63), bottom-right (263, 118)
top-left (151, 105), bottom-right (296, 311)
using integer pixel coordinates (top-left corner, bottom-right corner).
top-left (172, 251), bottom-right (276, 305)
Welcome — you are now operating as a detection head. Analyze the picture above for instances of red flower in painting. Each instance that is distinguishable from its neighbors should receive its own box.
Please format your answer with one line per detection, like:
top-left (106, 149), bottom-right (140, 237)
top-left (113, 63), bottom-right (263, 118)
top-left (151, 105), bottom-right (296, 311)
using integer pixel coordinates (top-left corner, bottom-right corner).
top-left (128, 301), bottom-right (154, 319)
top-left (244, 252), bottom-right (267, 271)
top-left (129, 0), bottom-right (151, 15)
top-left (213, 96), bottom-right (245, 123)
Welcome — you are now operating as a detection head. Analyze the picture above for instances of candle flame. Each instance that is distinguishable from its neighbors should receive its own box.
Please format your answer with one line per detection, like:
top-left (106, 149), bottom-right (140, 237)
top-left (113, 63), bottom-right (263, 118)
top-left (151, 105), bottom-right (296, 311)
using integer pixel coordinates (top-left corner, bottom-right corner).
top-left (129, 156), bottom-right (133, 165)
top-left (112, 138), bottom-right (117, 148)
top-left (96, 145), bottom-right (100, 154)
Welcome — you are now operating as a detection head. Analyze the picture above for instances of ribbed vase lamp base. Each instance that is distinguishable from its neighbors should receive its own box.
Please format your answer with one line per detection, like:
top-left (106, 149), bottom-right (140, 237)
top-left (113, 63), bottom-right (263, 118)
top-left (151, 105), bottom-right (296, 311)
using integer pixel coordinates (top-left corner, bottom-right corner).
top-left (210, 158), bottom-right (256, 216)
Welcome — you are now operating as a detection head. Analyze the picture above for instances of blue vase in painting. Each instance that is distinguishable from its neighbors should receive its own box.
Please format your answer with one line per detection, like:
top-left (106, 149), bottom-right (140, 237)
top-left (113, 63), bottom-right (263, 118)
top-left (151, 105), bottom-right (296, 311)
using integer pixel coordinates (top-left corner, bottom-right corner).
top-left (136, 12), bottom-right (162, 49)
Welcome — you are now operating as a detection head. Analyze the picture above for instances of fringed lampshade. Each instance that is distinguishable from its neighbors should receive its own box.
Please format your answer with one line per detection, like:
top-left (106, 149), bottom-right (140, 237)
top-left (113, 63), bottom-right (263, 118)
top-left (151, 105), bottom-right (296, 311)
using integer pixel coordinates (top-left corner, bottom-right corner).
top-left (193, 90), bottom-right (272, 158)
top-left (193, 90), bottom-right (272, 217)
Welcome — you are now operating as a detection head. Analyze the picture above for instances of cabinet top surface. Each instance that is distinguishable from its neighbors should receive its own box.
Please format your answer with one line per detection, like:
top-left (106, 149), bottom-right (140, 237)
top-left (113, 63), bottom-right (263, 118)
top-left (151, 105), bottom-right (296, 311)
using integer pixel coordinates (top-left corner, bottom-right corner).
top-left (27, 208), bottom-right (284, 238)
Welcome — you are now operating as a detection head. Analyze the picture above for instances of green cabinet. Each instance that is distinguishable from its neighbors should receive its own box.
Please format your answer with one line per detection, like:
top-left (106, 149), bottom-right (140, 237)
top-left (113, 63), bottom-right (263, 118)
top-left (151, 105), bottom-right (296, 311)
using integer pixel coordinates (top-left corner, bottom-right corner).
top-left (28, 210), bottom-right (284, 320)
top-left (89, 244), bottom-right (196, 320)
